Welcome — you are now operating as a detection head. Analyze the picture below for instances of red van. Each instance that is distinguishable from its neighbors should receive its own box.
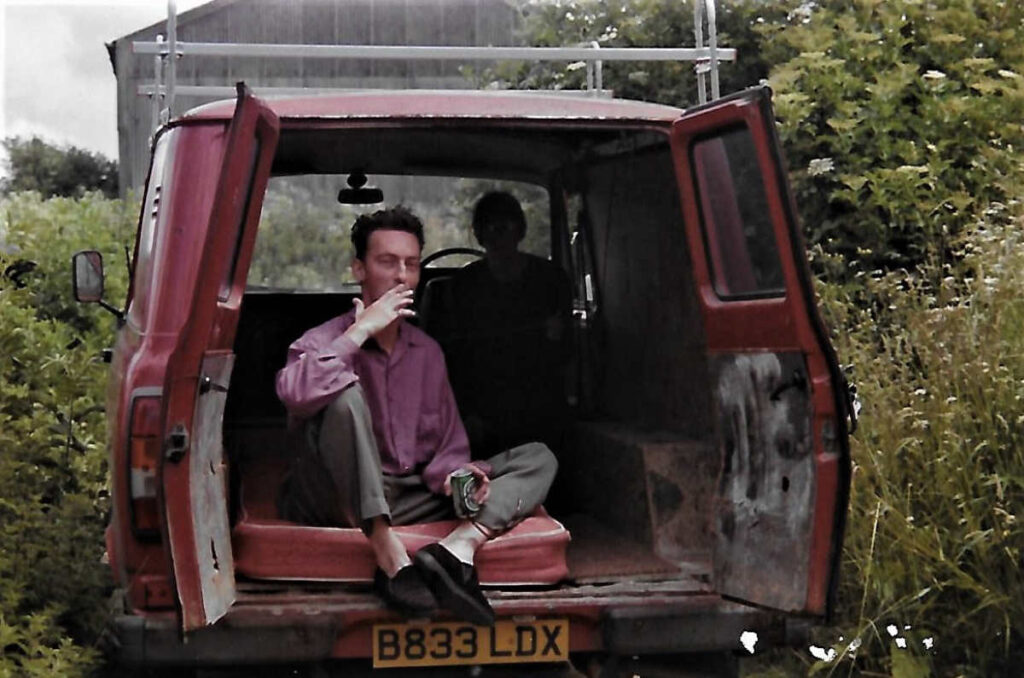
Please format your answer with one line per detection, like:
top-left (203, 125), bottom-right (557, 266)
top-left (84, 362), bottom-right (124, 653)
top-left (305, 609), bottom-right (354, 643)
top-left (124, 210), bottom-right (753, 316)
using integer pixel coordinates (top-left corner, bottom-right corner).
top-left (74, 84), bottom-right (852, 676)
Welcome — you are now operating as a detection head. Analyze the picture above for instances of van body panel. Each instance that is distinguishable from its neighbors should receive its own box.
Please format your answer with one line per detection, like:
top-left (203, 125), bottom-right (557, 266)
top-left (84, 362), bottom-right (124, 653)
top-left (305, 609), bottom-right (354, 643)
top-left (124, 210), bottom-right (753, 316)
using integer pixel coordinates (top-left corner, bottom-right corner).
top-left (670, 88), bottom-right (849, 616)
top-left (111, 589), bottom-right (782, 666)
top-left (158, 90), bottom-right (280, 631)
top-left (179, 91), bottom-right (685, 123)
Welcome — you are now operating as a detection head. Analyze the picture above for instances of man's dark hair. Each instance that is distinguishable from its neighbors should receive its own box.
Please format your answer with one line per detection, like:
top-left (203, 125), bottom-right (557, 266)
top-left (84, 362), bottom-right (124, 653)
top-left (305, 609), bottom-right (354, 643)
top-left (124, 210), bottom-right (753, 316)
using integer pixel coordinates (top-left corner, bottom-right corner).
top-left (351, 205), bottom-right (426, 260)
top-left (472, 191), bottom-right (527, 243)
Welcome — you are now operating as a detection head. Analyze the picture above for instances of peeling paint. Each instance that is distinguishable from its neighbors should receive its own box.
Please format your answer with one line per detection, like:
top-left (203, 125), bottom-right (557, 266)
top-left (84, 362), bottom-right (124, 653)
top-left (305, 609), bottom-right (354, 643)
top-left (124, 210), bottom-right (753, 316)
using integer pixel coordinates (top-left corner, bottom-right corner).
top-left (712, 352), bottom-right (815, 612)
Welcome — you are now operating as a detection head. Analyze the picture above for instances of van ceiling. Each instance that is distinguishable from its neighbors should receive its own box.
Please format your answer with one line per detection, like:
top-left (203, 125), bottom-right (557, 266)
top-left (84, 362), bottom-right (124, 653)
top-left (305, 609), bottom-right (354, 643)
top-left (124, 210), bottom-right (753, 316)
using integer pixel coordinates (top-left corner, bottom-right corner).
top-left (271, 126), bottom-right (663, 183)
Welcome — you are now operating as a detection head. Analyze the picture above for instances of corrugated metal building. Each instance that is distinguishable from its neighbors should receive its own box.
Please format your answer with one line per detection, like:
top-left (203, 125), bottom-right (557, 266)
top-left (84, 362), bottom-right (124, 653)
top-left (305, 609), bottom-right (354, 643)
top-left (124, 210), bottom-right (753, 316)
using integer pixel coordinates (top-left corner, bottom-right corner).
top-left (108, 0), bottom-right (522, 193)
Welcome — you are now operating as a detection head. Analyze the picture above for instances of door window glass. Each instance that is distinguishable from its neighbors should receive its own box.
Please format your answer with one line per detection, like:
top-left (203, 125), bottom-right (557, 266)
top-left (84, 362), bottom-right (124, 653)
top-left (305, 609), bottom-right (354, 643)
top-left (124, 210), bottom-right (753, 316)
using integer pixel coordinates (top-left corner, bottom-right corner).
top-left (219, 140), bottom-right (262, 301)
top-left (692, 126), bottom-right (785, 297)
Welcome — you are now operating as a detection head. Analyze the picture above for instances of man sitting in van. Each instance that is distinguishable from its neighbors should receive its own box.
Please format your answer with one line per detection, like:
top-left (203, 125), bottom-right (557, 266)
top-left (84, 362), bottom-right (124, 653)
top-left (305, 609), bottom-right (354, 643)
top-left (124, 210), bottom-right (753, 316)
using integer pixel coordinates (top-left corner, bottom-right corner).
top-left (274, 206), bottom-right (557, 626)
top-left (446, 191), bottom-right (572, 456)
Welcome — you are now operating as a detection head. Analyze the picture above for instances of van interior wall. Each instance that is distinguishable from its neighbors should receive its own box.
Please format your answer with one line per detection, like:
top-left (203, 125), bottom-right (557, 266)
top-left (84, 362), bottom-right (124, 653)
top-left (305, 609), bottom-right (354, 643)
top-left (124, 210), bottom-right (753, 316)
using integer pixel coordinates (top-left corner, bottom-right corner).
top-left (582, 147), bottom-right (710, 433)
top-left (554, 146), bottom-right (717, 575)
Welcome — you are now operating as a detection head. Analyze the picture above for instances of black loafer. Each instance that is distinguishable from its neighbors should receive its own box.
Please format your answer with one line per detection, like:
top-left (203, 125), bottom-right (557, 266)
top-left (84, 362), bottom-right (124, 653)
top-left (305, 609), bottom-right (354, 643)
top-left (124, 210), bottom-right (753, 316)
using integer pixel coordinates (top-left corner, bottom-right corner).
top-left (374, 566), bottom-right (437, 618)
top-left (413, 543), bottom-right (495, 627)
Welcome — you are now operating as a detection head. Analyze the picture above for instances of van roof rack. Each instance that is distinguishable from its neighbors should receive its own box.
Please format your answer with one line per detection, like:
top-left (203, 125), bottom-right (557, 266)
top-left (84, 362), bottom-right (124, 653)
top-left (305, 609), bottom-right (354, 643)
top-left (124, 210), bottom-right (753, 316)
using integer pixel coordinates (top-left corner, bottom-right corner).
top-left (133, 0), bottom-right (734, 131)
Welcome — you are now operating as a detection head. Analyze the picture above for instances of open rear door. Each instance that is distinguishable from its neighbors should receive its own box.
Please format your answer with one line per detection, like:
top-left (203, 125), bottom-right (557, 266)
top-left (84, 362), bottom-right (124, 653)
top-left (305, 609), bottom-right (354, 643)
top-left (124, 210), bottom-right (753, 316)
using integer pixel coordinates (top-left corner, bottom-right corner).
top-left (671, 87), bottom-right (851, 616)
top-left (159, 85), bottom-right (279, 631)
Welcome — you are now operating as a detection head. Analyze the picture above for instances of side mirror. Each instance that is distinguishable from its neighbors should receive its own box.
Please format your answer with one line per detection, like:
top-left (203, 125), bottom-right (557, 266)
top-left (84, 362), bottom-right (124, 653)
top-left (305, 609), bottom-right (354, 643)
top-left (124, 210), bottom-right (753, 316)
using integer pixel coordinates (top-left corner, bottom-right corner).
top-left (72, 250), bottom-right (104, 302)
top-left (71, 250), bottom-right (125, 325)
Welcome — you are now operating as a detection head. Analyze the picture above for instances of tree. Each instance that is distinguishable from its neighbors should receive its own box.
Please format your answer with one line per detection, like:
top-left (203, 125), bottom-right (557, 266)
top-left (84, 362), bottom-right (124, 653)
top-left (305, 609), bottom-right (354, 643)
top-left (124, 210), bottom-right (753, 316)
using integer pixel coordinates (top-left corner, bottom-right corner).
top-left (1, 136), bottom-right (118, 199)
top-left (476, 0), bottom-right (795, 107)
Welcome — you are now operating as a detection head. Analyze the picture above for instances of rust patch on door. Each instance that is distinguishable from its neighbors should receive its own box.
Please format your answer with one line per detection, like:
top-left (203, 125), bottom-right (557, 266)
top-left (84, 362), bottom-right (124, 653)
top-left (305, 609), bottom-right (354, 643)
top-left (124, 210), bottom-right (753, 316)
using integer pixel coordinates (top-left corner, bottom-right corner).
top-left (191, 352), bottom-right (236, 623)
top-left (713, 353), bottom-right (814, 612)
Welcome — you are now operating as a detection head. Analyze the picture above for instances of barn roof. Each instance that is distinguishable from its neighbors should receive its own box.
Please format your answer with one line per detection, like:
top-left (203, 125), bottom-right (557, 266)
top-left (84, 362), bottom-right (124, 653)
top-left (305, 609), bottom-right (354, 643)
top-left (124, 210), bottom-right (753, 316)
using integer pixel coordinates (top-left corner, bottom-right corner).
top-left (106, 0), bottom-right (241, 74)
top-left (179, 90), bottom-right (685, 123)
top-left (114, 0), bottom-right (240, 43)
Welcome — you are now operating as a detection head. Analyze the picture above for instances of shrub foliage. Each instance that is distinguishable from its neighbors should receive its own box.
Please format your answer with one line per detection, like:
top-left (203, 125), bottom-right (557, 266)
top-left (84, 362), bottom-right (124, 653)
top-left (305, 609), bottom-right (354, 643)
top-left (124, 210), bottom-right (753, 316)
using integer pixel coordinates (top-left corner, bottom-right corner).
top-left (0, 192), bottom-right (134, 676)
top-left (768, 0), bottom-right (1024, 275)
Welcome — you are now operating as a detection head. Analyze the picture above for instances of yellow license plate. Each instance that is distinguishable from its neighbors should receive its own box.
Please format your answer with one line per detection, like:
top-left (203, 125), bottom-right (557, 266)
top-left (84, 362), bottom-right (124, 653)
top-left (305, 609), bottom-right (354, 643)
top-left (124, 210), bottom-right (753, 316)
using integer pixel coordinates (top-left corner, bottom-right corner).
top-left (372, 618), bottom-right (569, 668)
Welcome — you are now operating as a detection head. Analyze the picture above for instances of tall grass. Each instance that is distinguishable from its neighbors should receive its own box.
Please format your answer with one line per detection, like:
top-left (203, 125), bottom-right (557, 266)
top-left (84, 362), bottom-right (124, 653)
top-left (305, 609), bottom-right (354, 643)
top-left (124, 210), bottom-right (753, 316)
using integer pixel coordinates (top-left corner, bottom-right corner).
top-left (797, 207), bottom-right (1024, 676)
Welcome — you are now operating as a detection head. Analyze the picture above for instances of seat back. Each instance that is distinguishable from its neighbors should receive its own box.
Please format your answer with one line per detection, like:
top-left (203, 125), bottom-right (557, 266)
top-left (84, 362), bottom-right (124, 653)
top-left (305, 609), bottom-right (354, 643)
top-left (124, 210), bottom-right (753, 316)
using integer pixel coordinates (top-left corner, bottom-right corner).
top-left (418, 275), bottom-right (458, 342)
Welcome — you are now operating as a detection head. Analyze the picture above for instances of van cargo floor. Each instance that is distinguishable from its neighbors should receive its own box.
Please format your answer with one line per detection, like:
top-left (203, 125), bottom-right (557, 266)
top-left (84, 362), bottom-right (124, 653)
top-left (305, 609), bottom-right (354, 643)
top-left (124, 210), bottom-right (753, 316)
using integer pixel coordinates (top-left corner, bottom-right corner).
top-left (563, 514), bottom-right (707, 583)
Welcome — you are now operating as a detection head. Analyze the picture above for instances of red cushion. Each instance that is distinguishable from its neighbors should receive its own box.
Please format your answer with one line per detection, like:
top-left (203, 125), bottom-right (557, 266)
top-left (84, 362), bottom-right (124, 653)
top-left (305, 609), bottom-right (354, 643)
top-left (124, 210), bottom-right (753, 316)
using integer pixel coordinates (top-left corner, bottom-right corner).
top-left (232, 456), bottom-right (570, 585)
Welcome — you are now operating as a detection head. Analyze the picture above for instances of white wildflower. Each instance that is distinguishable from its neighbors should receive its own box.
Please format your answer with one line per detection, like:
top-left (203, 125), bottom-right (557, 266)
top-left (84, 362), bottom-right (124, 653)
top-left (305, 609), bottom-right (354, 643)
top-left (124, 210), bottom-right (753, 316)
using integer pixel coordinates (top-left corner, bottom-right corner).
top-left (808, 157), bottom-right (836, 176)
top-left (923, 70), bottom-right (947, 80)
top-left (923, 637), bottom-right (934, 650)
top-left (809, 645), bottom-right (837, 662)
top-left (740, 631), bottom-right (758, 654)
top-left (887, 624), bottom-right (899, 637)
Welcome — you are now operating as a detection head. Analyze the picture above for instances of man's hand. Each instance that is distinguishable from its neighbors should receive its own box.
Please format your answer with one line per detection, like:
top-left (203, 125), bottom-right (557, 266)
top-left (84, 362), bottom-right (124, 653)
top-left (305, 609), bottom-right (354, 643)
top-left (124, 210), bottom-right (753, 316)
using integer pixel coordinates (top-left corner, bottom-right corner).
top-left (444, 461), bottom-right (491, 506)
top-left (345, 284), bottom-right (416, 346)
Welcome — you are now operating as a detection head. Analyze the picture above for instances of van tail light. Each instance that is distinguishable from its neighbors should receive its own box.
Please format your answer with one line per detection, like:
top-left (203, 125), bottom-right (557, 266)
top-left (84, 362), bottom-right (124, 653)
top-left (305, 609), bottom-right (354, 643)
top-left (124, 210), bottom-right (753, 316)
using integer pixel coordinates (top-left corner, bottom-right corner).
top-left (128, 396), bottom-right (162, 536)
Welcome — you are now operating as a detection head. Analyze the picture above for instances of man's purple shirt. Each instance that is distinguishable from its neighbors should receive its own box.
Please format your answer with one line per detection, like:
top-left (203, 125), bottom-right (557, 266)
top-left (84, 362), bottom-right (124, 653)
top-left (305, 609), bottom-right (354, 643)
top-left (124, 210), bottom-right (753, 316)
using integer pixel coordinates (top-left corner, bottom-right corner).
top-left (275, 309), bottom-right (471, 494)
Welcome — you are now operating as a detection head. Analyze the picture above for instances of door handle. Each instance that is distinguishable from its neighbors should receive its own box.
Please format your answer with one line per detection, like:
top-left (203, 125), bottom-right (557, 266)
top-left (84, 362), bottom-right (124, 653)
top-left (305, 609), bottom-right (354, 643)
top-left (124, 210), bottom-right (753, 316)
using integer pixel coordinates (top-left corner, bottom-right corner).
top-left (199, 374), bottom-right (229, 395)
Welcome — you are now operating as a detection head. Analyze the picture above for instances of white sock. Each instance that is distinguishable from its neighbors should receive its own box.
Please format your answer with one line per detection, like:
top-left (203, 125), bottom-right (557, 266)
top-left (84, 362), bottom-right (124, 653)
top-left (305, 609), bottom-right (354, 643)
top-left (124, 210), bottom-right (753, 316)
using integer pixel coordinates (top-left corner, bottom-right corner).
top-left (438, 538), bottom-right (475, 566)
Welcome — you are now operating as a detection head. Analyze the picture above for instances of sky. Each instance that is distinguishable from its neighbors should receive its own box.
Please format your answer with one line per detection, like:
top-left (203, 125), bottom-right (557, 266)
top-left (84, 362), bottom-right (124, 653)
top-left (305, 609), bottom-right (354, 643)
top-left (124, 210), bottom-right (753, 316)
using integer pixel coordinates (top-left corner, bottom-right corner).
top-left (1, 0), bottom-right (207, 170)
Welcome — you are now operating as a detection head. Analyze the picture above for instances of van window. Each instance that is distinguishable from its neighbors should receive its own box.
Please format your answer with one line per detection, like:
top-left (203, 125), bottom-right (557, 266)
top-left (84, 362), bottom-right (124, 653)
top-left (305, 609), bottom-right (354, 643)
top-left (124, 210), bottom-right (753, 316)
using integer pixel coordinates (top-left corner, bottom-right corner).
top-left (248, 174), bottom-right (549, 292)
top-left (127, 130), bottom-right (176, 328)
top-left (692, 126), bottom-right (785, 298)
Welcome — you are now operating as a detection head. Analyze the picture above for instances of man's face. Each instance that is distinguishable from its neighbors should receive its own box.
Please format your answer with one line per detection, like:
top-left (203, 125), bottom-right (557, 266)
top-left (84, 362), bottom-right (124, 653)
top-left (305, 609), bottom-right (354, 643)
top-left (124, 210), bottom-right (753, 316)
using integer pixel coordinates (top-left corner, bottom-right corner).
top-left (476, 217), bottom-right (522, 256)
top-left (351, 228), bottom-right (422, 304)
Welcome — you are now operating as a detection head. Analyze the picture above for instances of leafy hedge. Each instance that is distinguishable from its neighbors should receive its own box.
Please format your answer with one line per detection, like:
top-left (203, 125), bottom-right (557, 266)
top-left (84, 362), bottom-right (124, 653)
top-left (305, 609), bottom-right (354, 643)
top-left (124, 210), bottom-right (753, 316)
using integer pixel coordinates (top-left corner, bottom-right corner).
top-left (768, 0), bottom-right (1024, 276)
top-left (0, 192), bottom-right (134, 676)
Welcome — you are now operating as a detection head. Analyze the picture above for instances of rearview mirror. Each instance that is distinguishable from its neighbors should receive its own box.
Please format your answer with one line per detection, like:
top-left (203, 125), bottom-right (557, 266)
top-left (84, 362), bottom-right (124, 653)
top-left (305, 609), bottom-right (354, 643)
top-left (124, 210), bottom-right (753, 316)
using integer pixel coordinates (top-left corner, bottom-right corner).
top-left (338, 171), bottom-right (383, 205)
top-left (72, 250), bottom-right (104, 303)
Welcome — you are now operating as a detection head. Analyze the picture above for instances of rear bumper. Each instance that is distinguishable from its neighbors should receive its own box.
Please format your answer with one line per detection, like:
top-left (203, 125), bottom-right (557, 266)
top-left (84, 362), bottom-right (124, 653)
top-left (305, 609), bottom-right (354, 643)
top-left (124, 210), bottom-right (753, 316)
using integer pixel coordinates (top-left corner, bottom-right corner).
top-left (112, 586), bottom-right (805, 667)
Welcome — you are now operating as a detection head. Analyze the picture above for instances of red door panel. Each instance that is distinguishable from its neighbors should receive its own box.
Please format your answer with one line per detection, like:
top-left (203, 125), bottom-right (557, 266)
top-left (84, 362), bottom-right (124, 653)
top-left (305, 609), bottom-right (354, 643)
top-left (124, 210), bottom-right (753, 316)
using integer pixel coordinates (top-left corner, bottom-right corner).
top-left (671, 87), bottom-right (851, 616)
top-left (160, 85), bottom-right (280, 631)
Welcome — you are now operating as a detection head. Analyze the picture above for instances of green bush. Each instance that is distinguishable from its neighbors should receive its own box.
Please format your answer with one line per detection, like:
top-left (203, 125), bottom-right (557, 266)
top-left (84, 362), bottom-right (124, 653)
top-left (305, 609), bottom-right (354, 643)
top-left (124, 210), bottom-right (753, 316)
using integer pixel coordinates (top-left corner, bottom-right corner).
top-left (0, 192), bottom-right (135, 676)
top-left (768, 0), bottom-right (1024, 276)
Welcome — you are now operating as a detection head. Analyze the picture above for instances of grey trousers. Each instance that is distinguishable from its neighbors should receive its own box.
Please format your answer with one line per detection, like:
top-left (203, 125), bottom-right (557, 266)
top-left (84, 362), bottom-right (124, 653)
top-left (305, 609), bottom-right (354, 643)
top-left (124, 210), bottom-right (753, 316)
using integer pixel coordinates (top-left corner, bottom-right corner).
top-left (280, 384), bottom-right (558, 535)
